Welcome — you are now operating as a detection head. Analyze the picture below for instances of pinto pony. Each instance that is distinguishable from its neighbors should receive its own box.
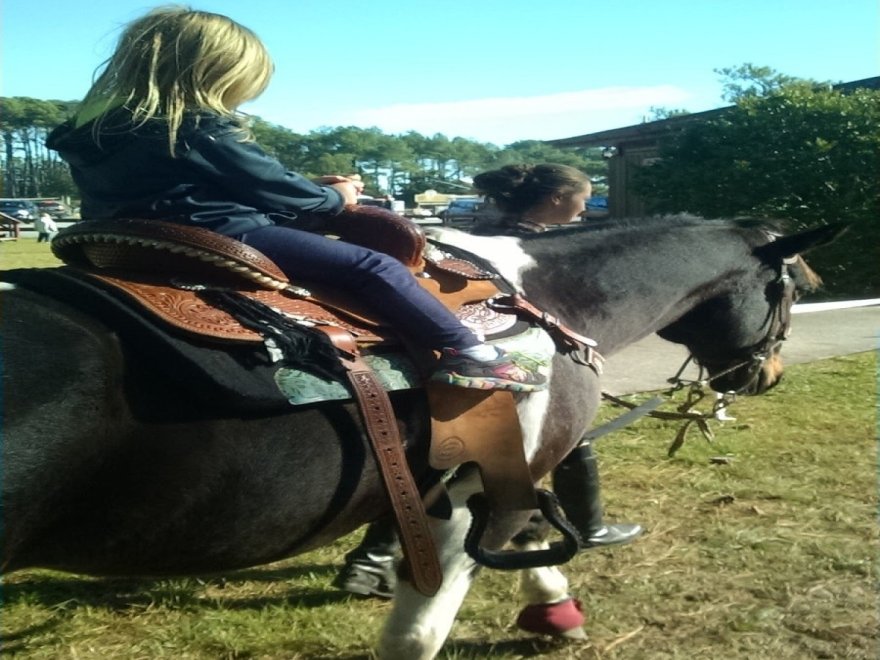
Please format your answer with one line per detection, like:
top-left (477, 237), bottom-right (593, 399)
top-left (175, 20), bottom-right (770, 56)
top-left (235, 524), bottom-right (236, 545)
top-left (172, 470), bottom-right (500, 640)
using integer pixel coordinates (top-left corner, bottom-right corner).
top-left (0, 217), bottom-right (840, 659)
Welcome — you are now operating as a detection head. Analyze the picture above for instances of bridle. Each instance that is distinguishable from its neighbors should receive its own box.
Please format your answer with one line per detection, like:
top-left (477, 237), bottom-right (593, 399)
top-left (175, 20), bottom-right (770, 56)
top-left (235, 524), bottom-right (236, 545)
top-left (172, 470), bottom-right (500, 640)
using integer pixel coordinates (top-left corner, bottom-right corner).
top-left (669, 255), bottom-right (798, 399)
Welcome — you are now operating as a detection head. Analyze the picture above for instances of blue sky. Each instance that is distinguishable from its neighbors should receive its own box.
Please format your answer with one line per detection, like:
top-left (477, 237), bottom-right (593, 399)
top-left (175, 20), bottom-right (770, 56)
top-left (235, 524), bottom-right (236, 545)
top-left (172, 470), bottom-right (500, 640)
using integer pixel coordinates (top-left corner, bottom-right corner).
top-left (3, 0), bottom-right (877, 146)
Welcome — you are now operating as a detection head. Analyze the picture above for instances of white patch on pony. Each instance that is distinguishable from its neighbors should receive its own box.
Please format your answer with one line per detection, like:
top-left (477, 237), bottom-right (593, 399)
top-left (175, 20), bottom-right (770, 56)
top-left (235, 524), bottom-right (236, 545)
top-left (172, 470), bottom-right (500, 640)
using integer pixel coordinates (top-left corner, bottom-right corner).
top-left (424, 226), bottom-right (535, 292)
top-left (515, 388), bottom-right (552, 463)
top-left (0, 282), bottom-right (17, 291)
top-left (516, 540), bottom-right (573, 604)
top-left (512, 326), bottom-right (556, 462)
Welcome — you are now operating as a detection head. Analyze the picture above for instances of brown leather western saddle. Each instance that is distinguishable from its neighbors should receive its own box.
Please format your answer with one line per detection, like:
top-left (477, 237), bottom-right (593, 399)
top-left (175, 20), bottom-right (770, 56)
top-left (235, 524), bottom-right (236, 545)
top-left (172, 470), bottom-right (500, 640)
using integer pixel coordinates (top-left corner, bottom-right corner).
top-left (51, 205), bottom-right (588, 595)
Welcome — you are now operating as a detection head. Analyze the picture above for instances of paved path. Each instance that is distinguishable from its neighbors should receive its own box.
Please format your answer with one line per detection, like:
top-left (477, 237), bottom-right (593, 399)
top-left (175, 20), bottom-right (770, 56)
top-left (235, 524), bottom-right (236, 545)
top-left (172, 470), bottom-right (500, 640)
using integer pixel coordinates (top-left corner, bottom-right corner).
top-left (602, 303), bottom-right (879, 394)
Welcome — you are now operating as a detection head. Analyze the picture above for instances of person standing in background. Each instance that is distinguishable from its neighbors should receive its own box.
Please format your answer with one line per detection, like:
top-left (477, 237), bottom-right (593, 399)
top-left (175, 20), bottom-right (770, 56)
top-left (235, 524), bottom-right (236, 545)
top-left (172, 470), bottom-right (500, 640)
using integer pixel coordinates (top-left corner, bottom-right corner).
top-left (35, 212), bottom-right (58, 243)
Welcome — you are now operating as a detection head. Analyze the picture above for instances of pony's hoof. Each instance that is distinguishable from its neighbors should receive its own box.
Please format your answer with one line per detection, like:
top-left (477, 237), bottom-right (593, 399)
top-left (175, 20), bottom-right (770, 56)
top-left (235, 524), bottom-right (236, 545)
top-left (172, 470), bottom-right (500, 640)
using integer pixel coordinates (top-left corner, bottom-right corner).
top-left (515, 597), bottom-right (586, 637)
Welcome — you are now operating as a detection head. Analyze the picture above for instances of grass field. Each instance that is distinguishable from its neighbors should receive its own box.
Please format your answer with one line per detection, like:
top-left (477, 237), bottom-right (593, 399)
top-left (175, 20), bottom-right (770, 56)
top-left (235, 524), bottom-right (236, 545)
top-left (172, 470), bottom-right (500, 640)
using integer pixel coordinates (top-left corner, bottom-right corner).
top-left (0, 236), bottom-right (63, 270)
top-left (1, 239), bottom-right (877, 659)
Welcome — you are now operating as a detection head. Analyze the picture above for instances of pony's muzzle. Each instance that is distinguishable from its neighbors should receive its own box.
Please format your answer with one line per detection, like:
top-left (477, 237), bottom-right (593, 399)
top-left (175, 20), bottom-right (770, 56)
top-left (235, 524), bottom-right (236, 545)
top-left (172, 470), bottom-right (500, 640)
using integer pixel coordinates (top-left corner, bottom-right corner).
top-left (707, 350), bottom-right (784, 395)
top-left (754, 351), bottom-right (785, 394)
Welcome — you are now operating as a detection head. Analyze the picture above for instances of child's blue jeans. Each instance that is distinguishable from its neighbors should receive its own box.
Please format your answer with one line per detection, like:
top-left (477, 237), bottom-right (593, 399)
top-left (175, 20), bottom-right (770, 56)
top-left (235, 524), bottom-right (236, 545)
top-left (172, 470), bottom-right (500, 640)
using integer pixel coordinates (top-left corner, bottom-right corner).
top-left (237, 224), bottom-right (479, 351)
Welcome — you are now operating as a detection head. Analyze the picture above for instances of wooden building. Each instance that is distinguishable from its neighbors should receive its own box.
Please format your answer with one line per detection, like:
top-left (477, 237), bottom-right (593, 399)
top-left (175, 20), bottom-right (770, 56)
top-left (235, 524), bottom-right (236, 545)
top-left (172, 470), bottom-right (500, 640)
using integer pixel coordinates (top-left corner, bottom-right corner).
top-left (546, 77), bottom-right (880, 218)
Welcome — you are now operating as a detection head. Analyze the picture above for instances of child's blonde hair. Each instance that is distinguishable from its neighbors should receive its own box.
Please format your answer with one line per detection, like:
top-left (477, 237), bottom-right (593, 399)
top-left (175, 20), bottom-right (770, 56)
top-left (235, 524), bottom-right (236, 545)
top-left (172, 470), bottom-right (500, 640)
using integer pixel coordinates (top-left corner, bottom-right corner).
top-left (79, 5), bottom-right (273, 151)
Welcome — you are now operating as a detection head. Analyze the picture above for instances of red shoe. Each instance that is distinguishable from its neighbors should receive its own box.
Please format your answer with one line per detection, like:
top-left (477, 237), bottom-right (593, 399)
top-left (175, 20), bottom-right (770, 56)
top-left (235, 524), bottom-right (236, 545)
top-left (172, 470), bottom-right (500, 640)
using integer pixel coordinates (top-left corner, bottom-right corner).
top-left (516, 598), bottom-right (585, 636)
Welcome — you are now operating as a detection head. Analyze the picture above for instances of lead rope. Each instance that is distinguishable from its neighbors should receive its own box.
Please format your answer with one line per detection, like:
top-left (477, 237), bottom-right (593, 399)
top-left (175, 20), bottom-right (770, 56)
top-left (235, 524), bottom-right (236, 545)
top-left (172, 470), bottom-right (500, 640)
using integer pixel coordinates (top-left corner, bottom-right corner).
top-left (596, 355), bottom-right (743, 457)
top-left (600, 388), bottom-right (724, 457)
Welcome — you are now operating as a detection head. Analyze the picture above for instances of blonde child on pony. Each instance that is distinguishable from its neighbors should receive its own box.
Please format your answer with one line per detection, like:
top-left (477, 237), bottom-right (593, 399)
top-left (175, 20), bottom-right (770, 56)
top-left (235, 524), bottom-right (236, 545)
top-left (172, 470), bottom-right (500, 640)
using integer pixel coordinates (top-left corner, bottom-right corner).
top-left (48, 6), bottom-right (544, 392)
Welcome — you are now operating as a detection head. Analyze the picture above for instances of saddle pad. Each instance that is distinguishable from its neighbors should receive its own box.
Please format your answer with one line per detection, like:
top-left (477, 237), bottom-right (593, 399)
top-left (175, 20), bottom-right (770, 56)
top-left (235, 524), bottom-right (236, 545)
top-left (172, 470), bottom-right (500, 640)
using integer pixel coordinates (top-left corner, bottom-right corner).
top-left (274, 326), bottom-right (554, 405)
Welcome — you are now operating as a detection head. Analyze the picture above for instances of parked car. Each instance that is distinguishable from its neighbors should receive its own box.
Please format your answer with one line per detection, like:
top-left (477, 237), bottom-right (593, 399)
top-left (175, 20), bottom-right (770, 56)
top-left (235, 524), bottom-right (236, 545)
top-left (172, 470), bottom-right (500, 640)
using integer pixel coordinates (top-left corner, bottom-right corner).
top-left (36, 199), bottom-right (71, 219)
top-left (583, 195), bottom-right (609, 219)
top-left (439, 198), bottom-right (497, 225)
top-left (0, 199), bottom-right (37, 221)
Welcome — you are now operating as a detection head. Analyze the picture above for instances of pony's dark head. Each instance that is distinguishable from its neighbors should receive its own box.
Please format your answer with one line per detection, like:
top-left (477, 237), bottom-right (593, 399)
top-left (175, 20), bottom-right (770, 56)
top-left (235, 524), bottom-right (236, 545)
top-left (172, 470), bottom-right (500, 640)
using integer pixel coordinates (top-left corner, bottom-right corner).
top-left (657, 222), bottom-right (846, 395)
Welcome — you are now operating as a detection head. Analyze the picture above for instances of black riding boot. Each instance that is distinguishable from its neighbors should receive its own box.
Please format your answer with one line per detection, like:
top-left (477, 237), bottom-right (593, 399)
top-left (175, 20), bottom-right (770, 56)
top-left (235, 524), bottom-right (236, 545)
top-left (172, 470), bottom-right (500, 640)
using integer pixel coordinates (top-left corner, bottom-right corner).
top-left (552, 440), bottom-right (643, 548)
top-left (332, 516), bottom-right (399, 598)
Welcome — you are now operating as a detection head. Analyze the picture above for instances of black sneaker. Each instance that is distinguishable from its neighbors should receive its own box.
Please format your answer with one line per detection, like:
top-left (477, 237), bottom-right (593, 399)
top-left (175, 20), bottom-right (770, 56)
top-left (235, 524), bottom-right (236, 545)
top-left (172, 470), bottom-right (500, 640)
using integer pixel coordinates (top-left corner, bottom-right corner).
top-left (430, 347), bottom-right (548, 392)
top-left (582, 523), bottom-right (643, 548)
top-left (332, 559), bottom-right (396, 599)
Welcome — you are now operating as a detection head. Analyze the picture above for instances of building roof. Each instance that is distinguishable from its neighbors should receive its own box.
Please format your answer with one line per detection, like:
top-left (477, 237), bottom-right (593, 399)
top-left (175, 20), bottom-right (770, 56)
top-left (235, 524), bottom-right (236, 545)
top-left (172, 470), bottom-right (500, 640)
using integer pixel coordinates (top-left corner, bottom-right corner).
top-left (547, 76), bottom-right (880, 149)
top-left (546, 107), bottom-right (722, 148)
top-left (0, 212), bottom-right (23, 224)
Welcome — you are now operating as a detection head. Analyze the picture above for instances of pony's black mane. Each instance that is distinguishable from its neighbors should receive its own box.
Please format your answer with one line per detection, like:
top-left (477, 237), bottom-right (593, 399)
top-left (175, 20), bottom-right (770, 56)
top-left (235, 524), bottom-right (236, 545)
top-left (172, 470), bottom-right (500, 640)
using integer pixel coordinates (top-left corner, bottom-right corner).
top-left (523, 214), bottom-right (781, 242)
top-left (515, 214), bottom-right (823, 294)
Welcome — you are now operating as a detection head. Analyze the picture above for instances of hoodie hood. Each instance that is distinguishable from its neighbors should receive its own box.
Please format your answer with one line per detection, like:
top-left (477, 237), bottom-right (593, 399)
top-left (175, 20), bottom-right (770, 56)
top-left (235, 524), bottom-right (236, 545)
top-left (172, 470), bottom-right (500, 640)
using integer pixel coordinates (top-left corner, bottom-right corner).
top-left (45, 109), bottom-right (203, 222)
top-left (45, 109), bottom-right (343, 236)
top-left (47, 110), bottom-right (166, 167)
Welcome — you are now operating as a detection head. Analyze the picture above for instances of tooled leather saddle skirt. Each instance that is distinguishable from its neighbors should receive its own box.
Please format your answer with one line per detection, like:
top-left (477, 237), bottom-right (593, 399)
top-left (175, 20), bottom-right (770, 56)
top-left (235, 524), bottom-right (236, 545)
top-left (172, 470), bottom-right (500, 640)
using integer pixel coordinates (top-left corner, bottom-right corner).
top-left (30, 206), bottom-right (531, 412)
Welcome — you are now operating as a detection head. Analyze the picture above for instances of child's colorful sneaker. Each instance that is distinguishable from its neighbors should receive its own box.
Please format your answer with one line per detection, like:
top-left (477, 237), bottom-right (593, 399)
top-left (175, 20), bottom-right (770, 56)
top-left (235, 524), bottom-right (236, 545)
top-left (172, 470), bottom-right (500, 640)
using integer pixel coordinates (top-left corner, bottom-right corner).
top-left (430, 347), bottom-right (547, 392)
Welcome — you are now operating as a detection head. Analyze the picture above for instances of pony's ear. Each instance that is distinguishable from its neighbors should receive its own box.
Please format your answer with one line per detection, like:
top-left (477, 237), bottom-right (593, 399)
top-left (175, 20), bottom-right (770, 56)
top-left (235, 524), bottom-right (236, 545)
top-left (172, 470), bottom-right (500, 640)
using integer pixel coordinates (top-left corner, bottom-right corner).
top-left (755, 223), bottom-right (849, 260)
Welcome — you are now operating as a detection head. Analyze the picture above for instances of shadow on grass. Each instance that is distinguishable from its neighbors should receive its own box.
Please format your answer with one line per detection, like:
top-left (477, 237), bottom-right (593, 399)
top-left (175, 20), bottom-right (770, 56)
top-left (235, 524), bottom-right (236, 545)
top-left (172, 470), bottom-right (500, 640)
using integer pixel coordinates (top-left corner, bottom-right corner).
top-left (1, 561), bottom-right (351, 612)
top-left (443, 636), bottom-right (588, 658)
top-left (2, 561), bottom-right (373, 655)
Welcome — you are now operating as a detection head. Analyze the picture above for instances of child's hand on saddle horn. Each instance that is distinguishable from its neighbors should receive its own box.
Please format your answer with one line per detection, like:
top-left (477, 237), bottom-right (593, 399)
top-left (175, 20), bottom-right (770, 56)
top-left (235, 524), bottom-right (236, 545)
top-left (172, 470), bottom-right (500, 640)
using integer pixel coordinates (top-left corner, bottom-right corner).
top-left (313, 174), bottom-right (364, 205)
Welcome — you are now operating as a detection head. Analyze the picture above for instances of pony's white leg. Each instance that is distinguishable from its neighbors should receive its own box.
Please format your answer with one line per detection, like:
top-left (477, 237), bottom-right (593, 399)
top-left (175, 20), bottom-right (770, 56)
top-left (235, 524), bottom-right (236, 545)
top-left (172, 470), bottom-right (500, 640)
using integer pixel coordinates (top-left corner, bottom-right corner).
top-left (518, 542), bottom-right (571, 603)
top-left (377, 471), bottom-right (482, 660)
top-left (515, 540), bottom-right (587, 639)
